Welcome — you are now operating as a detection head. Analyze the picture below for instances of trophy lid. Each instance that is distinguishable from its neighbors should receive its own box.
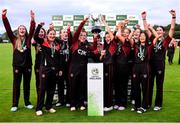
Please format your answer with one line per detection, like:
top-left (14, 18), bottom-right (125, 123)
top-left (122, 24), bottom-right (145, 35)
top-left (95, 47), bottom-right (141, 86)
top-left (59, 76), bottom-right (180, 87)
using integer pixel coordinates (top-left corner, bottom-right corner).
top-left (91, 26), bottom-right (101, 33)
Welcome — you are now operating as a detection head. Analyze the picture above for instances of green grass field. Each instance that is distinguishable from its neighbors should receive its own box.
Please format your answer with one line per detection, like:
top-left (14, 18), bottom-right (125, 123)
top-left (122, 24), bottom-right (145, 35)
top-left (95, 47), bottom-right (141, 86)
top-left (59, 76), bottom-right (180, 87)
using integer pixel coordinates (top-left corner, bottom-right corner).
top-left (0, 43), bottom-right (180, 122)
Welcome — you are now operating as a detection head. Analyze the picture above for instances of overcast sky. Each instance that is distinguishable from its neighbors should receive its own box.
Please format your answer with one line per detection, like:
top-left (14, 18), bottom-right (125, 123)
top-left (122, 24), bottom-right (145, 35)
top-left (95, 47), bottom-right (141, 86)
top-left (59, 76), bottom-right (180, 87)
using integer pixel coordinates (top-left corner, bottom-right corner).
top-left (0, 0), bottom-right (179, 34)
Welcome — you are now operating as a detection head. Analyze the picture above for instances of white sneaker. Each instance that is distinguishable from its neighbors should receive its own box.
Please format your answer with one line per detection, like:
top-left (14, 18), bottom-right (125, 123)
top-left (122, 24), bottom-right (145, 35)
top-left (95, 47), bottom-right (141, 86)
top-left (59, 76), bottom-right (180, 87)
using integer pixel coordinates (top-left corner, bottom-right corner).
top-left (36, 110), bottom-right (43, 116)
top-left (25, 104), bottom-right (34, 109)
top-left (118, 106), bottom-right (125, 111)
top-left (55, 103), bottom-right (62, 107)
top-left (154, 106), bottom-right (162, 111)
top-left (80, 106), bottom-right (86, 111)
top-left (66, 103), bottom-right (70, 107)
top-left (113, 105), bottom-right (119, 110)
top-left (70, 107), bottom-right (76, 111)
top-left (131, 108), bottom-right (135, 111)
top-left (47, 108), bottom-right (56, 113)
top-left (104, 106), bottom-right (113, 112)
top-left (10, 107), bottom-right (18, 112)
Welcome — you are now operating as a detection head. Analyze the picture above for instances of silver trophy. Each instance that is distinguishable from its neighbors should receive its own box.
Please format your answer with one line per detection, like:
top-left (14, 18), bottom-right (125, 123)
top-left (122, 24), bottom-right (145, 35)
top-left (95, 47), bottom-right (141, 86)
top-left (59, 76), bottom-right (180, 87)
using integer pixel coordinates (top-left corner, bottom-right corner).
top-left (89, 14), bottom-right (103, 33)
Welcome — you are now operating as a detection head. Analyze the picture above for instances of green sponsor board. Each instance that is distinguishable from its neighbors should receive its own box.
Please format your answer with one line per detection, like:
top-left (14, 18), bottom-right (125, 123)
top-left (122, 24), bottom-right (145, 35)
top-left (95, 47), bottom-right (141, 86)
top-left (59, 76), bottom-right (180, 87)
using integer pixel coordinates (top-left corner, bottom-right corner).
top-left (52, 15), bottom-right (63, 20)
top-left (63, 21), bottom-right (74, 26)
top-left (128, 20), bottom-right (138, 26)
top-left (52, 15), bottom-right (138, 42)
top-left (54, 26), bottom-right (63, 31)
top-left (87, 32), bottom-right (94, 37)
top-left (106, 21), bottom-right (116, 26)
top-left (116, 15), bottom-right (127, 20)
top-left (101, 26), bottom-right (105, 31)
top-left (74, 15), bottom-right (84, 20)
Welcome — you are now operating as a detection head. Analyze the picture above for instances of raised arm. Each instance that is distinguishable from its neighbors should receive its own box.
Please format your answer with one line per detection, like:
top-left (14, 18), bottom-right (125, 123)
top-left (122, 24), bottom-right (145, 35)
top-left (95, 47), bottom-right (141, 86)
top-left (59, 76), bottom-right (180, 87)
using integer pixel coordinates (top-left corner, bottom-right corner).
top-left (168, 10), bottom-right (176, 38)
top-left (141, 11), bottom-right (152, 38)
top-left (34, 22), bottom-right (45, 44)
top-left (101, 16), bottom-right (114, 41)
top-left (72, 16), bottom-right (89, 44)
top-left (67, 22), bottom-right (73, 47)
top-left (2, 9), bottom-right (16, 44)
top-left (27, 10), bottom-right (36, 47)
top-left (128, 29), bottom-right (135, 46)
top-left (116, 21), bottom-right (126, 43)
top-left (148, 24), bottom-right (158, 38)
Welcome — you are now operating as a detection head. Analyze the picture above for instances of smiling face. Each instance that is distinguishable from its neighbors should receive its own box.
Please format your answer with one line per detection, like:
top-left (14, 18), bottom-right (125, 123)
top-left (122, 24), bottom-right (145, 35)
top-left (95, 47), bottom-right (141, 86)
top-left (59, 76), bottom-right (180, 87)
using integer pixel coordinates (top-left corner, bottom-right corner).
top-left (123, 28), bottom-right (130, 39)
top-left (79, 31), bottom-right (87, 43)
top-left (156, 26), bottom-right (165, 38)
top-left (139, 32), bottom-right (147, 43)
top-left (134, 28), bottom-right (141, 40)
top-left (60, 29), bottom-right (68, 41)
top-left (38, 28), bottom-right (46, 38)
top-left (47, 29), bottom-right (56, 42)
top-left (18, 25), bottom-right (27, 37)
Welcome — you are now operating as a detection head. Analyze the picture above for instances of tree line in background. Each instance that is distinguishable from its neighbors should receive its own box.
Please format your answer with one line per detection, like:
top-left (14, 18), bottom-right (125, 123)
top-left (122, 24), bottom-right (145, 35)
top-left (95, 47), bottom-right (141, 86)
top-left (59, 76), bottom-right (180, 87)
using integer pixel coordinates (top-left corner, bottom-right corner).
top-left (0, 24), bottom-right (180, 43)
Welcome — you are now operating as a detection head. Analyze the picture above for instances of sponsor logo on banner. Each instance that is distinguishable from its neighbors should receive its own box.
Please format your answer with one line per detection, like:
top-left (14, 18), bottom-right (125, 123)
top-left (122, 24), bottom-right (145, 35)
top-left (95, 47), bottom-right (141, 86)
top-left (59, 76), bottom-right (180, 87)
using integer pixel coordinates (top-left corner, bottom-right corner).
top-left (52, 21), bottom-right (63, 26)
top-left (63, 21), bottom-right (73, 26)
top-left (128, 20), bottom-right (138, 26)
top-left (127, 15), bottom-right (138, 20)
top-left (89, 67), bottom-right (101, 80)
top-left (106, 15), bottom-right (116, 20)
top-left (52, 15), bottom-right (138, 40)
top-left (116, 15), bottom-right (127, 20)
top-left (63, 15), bottom-right (73, 20)
top-left (52, 15), bottom-right (63, 20)
top-left (74, 15), bottom-right (84, 20)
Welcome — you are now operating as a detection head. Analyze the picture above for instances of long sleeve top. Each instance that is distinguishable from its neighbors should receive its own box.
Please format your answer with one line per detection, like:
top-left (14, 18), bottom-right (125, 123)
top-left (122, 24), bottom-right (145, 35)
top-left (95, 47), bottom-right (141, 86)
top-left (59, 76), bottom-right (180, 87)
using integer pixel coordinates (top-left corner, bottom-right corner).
top-left (2, 15), bottom-right (35, 67)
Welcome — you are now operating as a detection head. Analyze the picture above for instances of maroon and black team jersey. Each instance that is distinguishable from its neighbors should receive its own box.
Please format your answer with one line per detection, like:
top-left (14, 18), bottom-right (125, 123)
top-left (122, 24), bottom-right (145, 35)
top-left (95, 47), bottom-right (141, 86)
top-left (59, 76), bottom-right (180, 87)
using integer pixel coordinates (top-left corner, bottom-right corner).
top-left (102, 40), bottom-right (117, 64)
top-left (2, 15), bottom-right (35, 67)
top-left (134, 43), bottom-right (154, 64)
top-left (152, 35), bottom-right (172, 62)
top-left (115, 39), bottom-right (131, 64)
top-left (34, 24), bottom-right (61, 69)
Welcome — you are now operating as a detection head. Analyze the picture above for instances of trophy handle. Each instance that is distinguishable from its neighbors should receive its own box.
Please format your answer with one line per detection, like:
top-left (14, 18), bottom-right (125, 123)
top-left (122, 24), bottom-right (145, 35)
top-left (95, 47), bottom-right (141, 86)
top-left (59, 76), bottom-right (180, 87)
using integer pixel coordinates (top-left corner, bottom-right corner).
top-left (98, 14), bottom-right (105, 25)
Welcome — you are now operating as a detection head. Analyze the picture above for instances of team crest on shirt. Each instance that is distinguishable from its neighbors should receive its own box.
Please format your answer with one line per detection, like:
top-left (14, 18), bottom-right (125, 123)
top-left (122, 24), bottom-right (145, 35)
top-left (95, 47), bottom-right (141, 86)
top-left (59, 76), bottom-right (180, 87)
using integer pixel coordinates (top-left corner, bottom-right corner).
top-left (77, 49), bottom-right (87, 56)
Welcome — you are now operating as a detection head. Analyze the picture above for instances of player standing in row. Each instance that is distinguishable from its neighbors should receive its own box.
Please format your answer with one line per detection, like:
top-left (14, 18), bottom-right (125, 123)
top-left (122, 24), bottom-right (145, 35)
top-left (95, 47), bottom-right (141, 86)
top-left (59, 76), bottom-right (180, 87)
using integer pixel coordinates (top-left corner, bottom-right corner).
top-left (69, 16), bottom-right (97, 111)
top-left (2, 9), bottom-right (36, 112)
top-left (34, 22), bottom-right (61, 116)
top-left (56, 23), bottom-right (72, 107)
top-left (32, 26), bottom-right (46, 95)
top-left (142, 10), bottom-right (176, 111)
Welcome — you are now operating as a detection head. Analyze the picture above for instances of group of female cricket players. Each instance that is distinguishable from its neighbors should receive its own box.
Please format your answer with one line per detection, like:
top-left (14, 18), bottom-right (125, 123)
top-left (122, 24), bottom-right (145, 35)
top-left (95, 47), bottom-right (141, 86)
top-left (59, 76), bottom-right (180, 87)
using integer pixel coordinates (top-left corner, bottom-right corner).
top-left (1, 8), bottom-right (176, 116)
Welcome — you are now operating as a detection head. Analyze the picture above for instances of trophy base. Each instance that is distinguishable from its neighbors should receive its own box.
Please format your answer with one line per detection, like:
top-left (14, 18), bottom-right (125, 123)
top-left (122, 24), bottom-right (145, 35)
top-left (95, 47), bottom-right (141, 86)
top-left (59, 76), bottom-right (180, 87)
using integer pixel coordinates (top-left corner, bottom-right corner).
top-left (91, 26), bottom-right (101, 33)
